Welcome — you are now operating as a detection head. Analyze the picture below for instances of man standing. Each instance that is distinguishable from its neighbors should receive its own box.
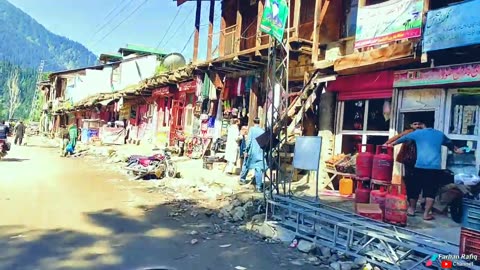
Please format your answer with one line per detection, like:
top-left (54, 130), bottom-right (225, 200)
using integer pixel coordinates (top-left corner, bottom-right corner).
top-left (14, 120), bottom-right (26, 145)
top-left (239, 118), bottom-right (266, 192)
top-left (385, 120), bottom-right (425, 216)
top-left (389, 126), bottom-right (463, 221)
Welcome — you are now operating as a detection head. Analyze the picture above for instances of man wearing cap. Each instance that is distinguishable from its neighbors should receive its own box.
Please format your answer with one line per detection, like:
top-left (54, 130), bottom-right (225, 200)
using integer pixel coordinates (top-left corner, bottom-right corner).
top-left (239, 118), bottom-right (266, 192)
top-left (388, 123), bottom-right (463, 221)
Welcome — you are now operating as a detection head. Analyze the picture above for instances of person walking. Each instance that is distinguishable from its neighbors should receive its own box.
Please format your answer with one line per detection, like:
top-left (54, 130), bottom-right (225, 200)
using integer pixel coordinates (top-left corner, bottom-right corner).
top-left (388, 125), bottom-right (463, 221)
top-left (239, 118), bottom-right (266, 192)
top-left (385, 120), bottom-right (425, 216)
top-left (224, 119), bottom-right (241, 174)
top-left (68, 124), bottom-right (78, 151)
top-left (14, 120), bottom-right (26, 146)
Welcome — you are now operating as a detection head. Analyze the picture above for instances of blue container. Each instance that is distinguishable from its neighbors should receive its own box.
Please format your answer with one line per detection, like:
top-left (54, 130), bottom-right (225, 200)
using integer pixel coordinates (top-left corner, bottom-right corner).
top-left (462, 199), bottom-right (480, 232)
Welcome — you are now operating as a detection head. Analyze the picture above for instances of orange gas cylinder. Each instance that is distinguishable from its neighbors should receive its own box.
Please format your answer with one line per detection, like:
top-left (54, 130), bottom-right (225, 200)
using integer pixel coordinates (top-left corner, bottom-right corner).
top-left (370, 186), bottom-right (387, 212)
top-left (384, 185), bottom-right (408, 226)
top-left (339, 177), bottom-right (353, 196)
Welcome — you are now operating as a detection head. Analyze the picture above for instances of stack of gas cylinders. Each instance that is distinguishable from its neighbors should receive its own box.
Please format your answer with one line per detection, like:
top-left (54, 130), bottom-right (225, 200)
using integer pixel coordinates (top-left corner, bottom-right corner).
top-left (354, 144), bottom-right (408, 226)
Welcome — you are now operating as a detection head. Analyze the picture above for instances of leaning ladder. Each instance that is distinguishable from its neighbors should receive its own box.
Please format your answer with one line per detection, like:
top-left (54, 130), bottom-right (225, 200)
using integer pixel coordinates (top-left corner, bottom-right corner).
top-left (266, 196), bottom-right (479, 270)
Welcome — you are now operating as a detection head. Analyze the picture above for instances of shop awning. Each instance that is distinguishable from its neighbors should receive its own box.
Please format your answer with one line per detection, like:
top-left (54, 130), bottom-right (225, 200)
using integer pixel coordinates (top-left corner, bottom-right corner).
top-left (327, 71), bottom-right (394, 101)
top-left (98, 98), bottom-right (115, 106)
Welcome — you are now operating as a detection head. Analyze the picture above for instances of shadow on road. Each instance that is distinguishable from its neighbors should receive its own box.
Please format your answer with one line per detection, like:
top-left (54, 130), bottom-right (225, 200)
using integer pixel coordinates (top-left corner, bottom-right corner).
top-left (0, 158), bottom-right (29, 162)
top-left (0, 200), bottom-right (305, 270)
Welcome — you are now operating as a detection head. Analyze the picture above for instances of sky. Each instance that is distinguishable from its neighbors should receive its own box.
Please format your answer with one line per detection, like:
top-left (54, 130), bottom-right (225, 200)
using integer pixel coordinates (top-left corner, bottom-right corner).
top-left (8, 0), bottom-right (221, 62)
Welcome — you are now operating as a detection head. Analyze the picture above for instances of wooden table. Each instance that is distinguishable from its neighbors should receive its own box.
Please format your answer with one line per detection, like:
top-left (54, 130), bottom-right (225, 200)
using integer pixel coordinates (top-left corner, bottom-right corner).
top-left (324, 169), bottom-right (355, 190)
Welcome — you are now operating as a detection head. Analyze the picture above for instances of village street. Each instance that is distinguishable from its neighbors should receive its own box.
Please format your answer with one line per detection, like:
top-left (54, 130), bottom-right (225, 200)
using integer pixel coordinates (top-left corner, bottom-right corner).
top-left (0, 138), bottom-right (323, 270)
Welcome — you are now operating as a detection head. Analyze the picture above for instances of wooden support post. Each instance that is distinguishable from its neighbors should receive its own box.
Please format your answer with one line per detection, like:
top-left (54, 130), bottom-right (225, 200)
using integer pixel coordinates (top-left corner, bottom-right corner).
top-left (255, 0), bottom-right (264, 48)
top-left (235, 0), bottom-right (242, 54)
top-left (312, 0), bottom-right (322, 63)
top-left (193, 0), bottom-right (202, 63)
top-left (248, 89), bottom-right (258, 127)
top-left (293, 0), bottom-right (301, 38)
top-left (207, 0), bottom-right (215, 60)
top-left (312, 0), bottom-right (330, 63)
top-left (219, 13), bottom-right (226, 57)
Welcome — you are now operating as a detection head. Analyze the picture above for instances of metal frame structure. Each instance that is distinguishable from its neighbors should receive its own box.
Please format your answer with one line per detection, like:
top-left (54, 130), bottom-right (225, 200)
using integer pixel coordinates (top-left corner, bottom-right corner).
top-left (263, 0), bottom-right (291, 200)
top-left (259, 2), bottom-right (477, 269)
top-left (266, 196), bottom-right (477, 270)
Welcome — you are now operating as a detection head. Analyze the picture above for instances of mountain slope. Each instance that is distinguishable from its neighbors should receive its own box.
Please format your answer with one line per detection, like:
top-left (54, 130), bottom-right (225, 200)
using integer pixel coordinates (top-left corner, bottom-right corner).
top-left (0, 0), bottom-right (97, 71)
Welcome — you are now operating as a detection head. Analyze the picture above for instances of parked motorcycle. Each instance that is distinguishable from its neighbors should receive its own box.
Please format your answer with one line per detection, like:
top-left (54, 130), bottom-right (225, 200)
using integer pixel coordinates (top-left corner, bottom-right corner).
top-left (124, 149), bottom-right (177, 180)
top-left (0, 139), bottom-right (11, 160)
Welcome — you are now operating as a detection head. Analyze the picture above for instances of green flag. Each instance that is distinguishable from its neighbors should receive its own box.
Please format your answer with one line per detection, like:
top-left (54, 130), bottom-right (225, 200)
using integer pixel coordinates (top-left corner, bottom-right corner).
top-left (260, 0), bottom-right (289, 43)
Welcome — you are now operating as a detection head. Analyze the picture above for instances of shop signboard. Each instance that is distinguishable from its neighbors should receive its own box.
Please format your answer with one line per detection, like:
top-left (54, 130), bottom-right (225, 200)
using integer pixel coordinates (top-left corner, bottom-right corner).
top-left (394, 63), bottom-right (480, 87)
top-left (259, 0), bottom-right (289, 42)
top-left (355, 0), bottom-right (424, 49)
top-left (423, 0), bottom-right (480, 53)
top-left (152, 86), bottom-right (172, 97)
top-left (100, 127), bottom-right (125, 145)
top-left (177, 80), bottom-right (196, 92)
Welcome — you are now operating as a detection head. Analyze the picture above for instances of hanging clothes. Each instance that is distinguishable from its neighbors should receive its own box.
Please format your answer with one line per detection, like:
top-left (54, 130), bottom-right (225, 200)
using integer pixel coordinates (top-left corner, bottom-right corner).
top-left (244, 76), bottom-right (254, 93)
top-left (201, 74), bottom-right (210, 99)
top-left (236, 77), bottom-right (243, 96)
top-left (212, 72), bottom-right (224, 89)
top-left (196, 75), bottom-right (203, 97)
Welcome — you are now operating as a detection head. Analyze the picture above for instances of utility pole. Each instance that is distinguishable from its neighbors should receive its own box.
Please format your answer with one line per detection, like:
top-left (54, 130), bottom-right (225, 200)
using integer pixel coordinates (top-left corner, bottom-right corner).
top-left (29, 60), bottom-right (45, 121)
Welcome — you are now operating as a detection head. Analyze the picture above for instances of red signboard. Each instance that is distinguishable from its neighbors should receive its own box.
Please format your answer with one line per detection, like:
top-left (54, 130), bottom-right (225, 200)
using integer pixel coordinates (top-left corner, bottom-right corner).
top-left (152, 86), bottom-right (172, 97)
top-left (177, 80), bottom-right (196, 93)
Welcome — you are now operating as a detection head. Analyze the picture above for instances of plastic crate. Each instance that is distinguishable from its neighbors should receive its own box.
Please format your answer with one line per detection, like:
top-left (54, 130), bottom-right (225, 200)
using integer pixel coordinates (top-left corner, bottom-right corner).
top-left (459, 227), bottom-right (480, 258)
top-left (462, 199), bottom-right (480, 232)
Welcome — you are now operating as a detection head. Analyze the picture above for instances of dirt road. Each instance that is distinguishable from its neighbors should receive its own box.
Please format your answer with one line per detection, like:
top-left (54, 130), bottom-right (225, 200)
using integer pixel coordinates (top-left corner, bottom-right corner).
top-left (0, 139), bottom-right (319, 270)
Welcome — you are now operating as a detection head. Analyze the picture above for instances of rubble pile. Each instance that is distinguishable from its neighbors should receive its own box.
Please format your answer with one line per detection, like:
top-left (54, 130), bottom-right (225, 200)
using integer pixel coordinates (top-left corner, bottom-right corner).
top-left (244, 216), bottom-right (383, 270)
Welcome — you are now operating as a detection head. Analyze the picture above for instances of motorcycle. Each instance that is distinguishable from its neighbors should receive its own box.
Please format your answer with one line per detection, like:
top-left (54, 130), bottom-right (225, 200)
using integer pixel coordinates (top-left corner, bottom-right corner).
top-left (0, 139), bottom-right (11, 160)
top-left (124, 149), bottom-right (177, 180)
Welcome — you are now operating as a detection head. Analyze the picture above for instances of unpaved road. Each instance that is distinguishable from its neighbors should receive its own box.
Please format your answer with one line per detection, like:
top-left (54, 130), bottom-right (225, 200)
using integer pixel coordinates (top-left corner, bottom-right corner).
top-left (0, 138), bottom-right (318, 270)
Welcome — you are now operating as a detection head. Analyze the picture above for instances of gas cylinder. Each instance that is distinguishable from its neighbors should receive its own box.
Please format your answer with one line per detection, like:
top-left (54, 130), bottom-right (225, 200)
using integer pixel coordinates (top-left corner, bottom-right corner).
top-left (371, 145), bottom-right (394, 183)
top-left (339, 177), bottom-right (353, 196)
top-left (370, 186), bottom-right (387, 212)
top-left (384, 185), bottom-right (408, 226)
top-left (356, 144), bottom-right (374, 178)
top-left (355, 181), bottom-right (370, 204)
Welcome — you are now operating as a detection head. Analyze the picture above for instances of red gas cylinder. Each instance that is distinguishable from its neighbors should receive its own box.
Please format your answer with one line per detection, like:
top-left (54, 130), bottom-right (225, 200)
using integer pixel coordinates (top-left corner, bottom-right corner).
top-left (370, 186), bottom-right (387, 212)
top-left (355, 181), bottom-right (371, 204)
top-left (384, 185), bottom-right (408, 226)
top-left (356, 144), bottom-right (374, 178)
top-left (371, 145), bottom-right (394, 183)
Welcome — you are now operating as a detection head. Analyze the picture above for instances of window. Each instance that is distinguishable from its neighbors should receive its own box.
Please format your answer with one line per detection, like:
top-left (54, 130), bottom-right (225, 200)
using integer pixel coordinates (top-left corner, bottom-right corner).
top-left (342, 0), bottom-right (358, 38)
top-left (338, 99), bottom-right (392, 155)
top-left (445, 89), bottom-right (480, 173)
top-left (448, 92), bottom-right (480, 136)
top-left (447, 140), bottom-right (478, 175)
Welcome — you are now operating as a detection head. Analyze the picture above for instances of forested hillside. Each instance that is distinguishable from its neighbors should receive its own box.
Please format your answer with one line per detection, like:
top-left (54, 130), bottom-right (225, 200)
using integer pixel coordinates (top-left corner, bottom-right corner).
top-left (0, 0), bottom-right (99, 119)
top-left (0, 61), bottom-right (37, 120)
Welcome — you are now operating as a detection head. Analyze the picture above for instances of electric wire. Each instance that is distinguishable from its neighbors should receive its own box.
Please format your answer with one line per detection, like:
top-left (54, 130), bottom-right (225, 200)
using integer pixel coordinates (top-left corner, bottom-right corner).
top-left (91, 0), bottom-right (150, 49)
top-left (154, 5), bottom-right (184, 49)
top-left (88, 0), bottom-right (136, 44)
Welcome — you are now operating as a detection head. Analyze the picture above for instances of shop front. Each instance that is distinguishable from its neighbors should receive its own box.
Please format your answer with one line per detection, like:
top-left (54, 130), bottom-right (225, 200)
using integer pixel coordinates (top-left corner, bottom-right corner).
top-left (152, 85), bottom-right (176, 146)
top-left (394, 63), bottom-right (480, 175)
top-left (328, 70), bottom-right (395, 157)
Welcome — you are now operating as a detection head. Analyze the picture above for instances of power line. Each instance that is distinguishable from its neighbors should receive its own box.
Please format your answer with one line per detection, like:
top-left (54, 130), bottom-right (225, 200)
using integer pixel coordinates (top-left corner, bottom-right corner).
top-left (181, 30), bottom-right (195, 54)
top-left (91, 0), bottom-right (150, 49)
top-left (155, 5), bottom-right (184, 49)
top-left (88, 0), bottom-right (136, 44)
top-left (162, 5), bottom-right (195, 48)
top-left (99, 0), bottom-right (127, 26)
